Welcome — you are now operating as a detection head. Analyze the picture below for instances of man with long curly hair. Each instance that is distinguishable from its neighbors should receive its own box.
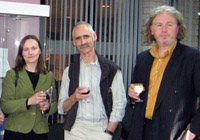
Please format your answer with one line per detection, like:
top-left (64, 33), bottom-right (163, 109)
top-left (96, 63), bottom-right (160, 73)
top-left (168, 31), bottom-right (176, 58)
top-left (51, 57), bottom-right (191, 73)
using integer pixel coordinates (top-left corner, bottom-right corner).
top-left (126, 5), bottom-right (200, 140)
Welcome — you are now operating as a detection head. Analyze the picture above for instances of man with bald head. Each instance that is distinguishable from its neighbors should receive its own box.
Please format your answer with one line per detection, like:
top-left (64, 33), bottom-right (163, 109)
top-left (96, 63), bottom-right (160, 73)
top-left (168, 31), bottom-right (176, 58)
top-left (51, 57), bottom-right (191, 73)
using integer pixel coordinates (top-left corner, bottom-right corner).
top-left (58, 22), bottom-right (127, 140)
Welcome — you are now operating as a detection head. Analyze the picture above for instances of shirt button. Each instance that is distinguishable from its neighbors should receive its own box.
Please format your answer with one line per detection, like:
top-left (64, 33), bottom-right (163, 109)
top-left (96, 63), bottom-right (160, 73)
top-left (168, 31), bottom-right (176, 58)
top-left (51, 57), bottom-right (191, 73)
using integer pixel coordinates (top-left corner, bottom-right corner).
top-left (174, 90), bottom-right (177, 93)
top-left (169, 109), bottom-right (172, 113)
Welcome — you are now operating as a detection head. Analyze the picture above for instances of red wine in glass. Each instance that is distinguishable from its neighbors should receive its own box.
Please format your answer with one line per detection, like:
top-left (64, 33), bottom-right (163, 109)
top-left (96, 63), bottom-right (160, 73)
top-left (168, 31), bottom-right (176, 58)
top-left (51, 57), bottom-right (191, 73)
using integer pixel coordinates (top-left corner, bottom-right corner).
top-left (82, 89), bottom-right (90, 95)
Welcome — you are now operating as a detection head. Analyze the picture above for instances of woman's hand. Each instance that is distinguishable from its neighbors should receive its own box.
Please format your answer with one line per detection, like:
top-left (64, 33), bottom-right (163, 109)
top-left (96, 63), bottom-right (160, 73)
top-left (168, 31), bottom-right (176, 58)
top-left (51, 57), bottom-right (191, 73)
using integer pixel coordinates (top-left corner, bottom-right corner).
top-left (28, 91), bottom-right (46, 105)
top-left (39, 101), bottom-right (50, 112)
top-left (0, 114), bottom-right (4, 125)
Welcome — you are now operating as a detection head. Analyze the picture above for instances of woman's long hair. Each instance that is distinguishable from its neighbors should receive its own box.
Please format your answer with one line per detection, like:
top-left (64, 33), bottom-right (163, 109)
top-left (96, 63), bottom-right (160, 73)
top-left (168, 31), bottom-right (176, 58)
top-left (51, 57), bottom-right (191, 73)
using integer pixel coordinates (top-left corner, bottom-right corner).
top-left (14, 35), bottom-right (47, 74)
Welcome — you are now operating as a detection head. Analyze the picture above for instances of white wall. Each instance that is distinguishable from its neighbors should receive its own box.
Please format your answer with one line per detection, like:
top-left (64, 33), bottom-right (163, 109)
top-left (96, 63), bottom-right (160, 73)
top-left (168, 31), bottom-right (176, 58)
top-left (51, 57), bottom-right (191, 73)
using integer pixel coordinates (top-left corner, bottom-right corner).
top-left (0, 0), bottom-right (41, 68)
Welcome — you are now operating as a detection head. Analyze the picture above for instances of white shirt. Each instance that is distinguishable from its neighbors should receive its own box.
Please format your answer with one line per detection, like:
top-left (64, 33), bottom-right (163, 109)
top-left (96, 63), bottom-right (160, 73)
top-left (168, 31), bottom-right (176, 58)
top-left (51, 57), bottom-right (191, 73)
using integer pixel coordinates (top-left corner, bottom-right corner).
top-left (58, 57), bottom-right (127, 123)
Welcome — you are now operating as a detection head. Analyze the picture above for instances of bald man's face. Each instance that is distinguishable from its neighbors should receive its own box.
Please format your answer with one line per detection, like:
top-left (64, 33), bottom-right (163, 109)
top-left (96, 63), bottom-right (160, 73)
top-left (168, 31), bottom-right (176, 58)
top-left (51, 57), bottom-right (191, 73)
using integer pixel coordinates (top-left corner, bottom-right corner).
top-left (73, 24), bottom-right (97, 55)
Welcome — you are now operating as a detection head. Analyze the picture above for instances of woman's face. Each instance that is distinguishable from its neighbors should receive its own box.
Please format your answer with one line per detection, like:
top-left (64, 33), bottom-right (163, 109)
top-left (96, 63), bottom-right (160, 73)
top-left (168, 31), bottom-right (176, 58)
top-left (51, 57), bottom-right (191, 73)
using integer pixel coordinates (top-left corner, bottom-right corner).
top-left (22, 39), bottom-right (41, 65)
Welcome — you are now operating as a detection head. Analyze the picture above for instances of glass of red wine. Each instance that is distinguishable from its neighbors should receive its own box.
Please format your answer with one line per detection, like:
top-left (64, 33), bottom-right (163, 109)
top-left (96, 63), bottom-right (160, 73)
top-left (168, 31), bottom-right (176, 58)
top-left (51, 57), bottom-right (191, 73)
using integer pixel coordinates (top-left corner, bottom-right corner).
top-left (82, 87), bottom-right (90, 103)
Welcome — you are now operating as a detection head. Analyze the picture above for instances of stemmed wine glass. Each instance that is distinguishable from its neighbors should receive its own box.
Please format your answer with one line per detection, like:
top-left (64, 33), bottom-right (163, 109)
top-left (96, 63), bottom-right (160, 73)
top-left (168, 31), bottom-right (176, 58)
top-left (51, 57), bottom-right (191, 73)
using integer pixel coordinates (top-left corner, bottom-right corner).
top-left (80, 68), bottom-right (91, 103)
top-left (134, 83), bottom-right (144, 102)
top-left (82, 87), bottom-right (90, 103)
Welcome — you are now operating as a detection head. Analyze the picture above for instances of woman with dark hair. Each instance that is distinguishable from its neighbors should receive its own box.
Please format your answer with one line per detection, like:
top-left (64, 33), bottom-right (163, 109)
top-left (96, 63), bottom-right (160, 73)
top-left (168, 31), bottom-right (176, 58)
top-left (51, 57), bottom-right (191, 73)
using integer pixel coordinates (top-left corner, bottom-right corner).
top-left (1, 35), bottom-right (57, 140)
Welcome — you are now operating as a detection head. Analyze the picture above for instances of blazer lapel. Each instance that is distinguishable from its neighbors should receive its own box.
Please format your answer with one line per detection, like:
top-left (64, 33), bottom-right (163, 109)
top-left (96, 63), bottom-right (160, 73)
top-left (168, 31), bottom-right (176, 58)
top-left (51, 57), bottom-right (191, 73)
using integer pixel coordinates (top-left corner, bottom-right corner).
top-left (154, 43), bottom-right (183, 111)
top-left (35, 73), bottom-right (47, 92)
top-left (142, 53), bottom-right (154, 94)
top-left (20, 69), bottom-right (34, 92)
top-left (137, 52), bottom-right (154, 101)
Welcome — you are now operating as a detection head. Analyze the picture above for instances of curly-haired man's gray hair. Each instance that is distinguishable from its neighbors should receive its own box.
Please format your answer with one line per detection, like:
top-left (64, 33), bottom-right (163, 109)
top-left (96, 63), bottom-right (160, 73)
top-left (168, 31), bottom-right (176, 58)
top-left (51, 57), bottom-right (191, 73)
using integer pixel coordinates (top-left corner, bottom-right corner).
top-left (142, 5), bottom-right (187, 45)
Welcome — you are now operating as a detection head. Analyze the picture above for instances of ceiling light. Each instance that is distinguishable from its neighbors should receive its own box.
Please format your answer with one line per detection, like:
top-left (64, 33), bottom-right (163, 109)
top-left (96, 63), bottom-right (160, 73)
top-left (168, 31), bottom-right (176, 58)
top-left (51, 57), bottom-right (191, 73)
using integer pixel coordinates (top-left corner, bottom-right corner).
top-left (102, 5), bottom-right (110, 8)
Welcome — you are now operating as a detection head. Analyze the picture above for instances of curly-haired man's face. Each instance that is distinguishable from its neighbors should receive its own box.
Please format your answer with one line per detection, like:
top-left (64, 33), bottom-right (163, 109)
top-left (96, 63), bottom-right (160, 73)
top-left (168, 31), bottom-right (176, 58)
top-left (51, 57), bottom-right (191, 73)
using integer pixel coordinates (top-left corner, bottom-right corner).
top-left (150, 12), bottom-right (179, 47)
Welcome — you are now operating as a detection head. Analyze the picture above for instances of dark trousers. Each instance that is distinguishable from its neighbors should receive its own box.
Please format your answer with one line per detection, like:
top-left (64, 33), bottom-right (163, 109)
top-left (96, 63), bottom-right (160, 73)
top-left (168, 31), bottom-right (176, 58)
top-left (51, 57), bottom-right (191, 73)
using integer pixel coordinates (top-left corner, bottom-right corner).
top-left (4, 130), bottom-right (48, 140)
top-left (142, 118), bottom-right (154, 140)
top-left (142, 119), bottom-right (200, 140)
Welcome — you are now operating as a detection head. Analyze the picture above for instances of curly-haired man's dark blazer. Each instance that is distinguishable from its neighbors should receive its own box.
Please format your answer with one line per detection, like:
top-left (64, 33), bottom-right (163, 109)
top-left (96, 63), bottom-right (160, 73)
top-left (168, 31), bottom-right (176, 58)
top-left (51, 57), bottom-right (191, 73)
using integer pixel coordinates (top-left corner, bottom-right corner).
top-left (126, 42), bottom-right (200, 140)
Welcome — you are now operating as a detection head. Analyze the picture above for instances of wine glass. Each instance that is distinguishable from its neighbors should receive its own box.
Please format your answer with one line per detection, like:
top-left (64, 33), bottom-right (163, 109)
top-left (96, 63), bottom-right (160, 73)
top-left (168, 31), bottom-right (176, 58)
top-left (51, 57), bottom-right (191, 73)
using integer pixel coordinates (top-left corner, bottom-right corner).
top-left (134, 83), bottom-right (144, 102)
top-left (82, 87), bottom-right (90, 103)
